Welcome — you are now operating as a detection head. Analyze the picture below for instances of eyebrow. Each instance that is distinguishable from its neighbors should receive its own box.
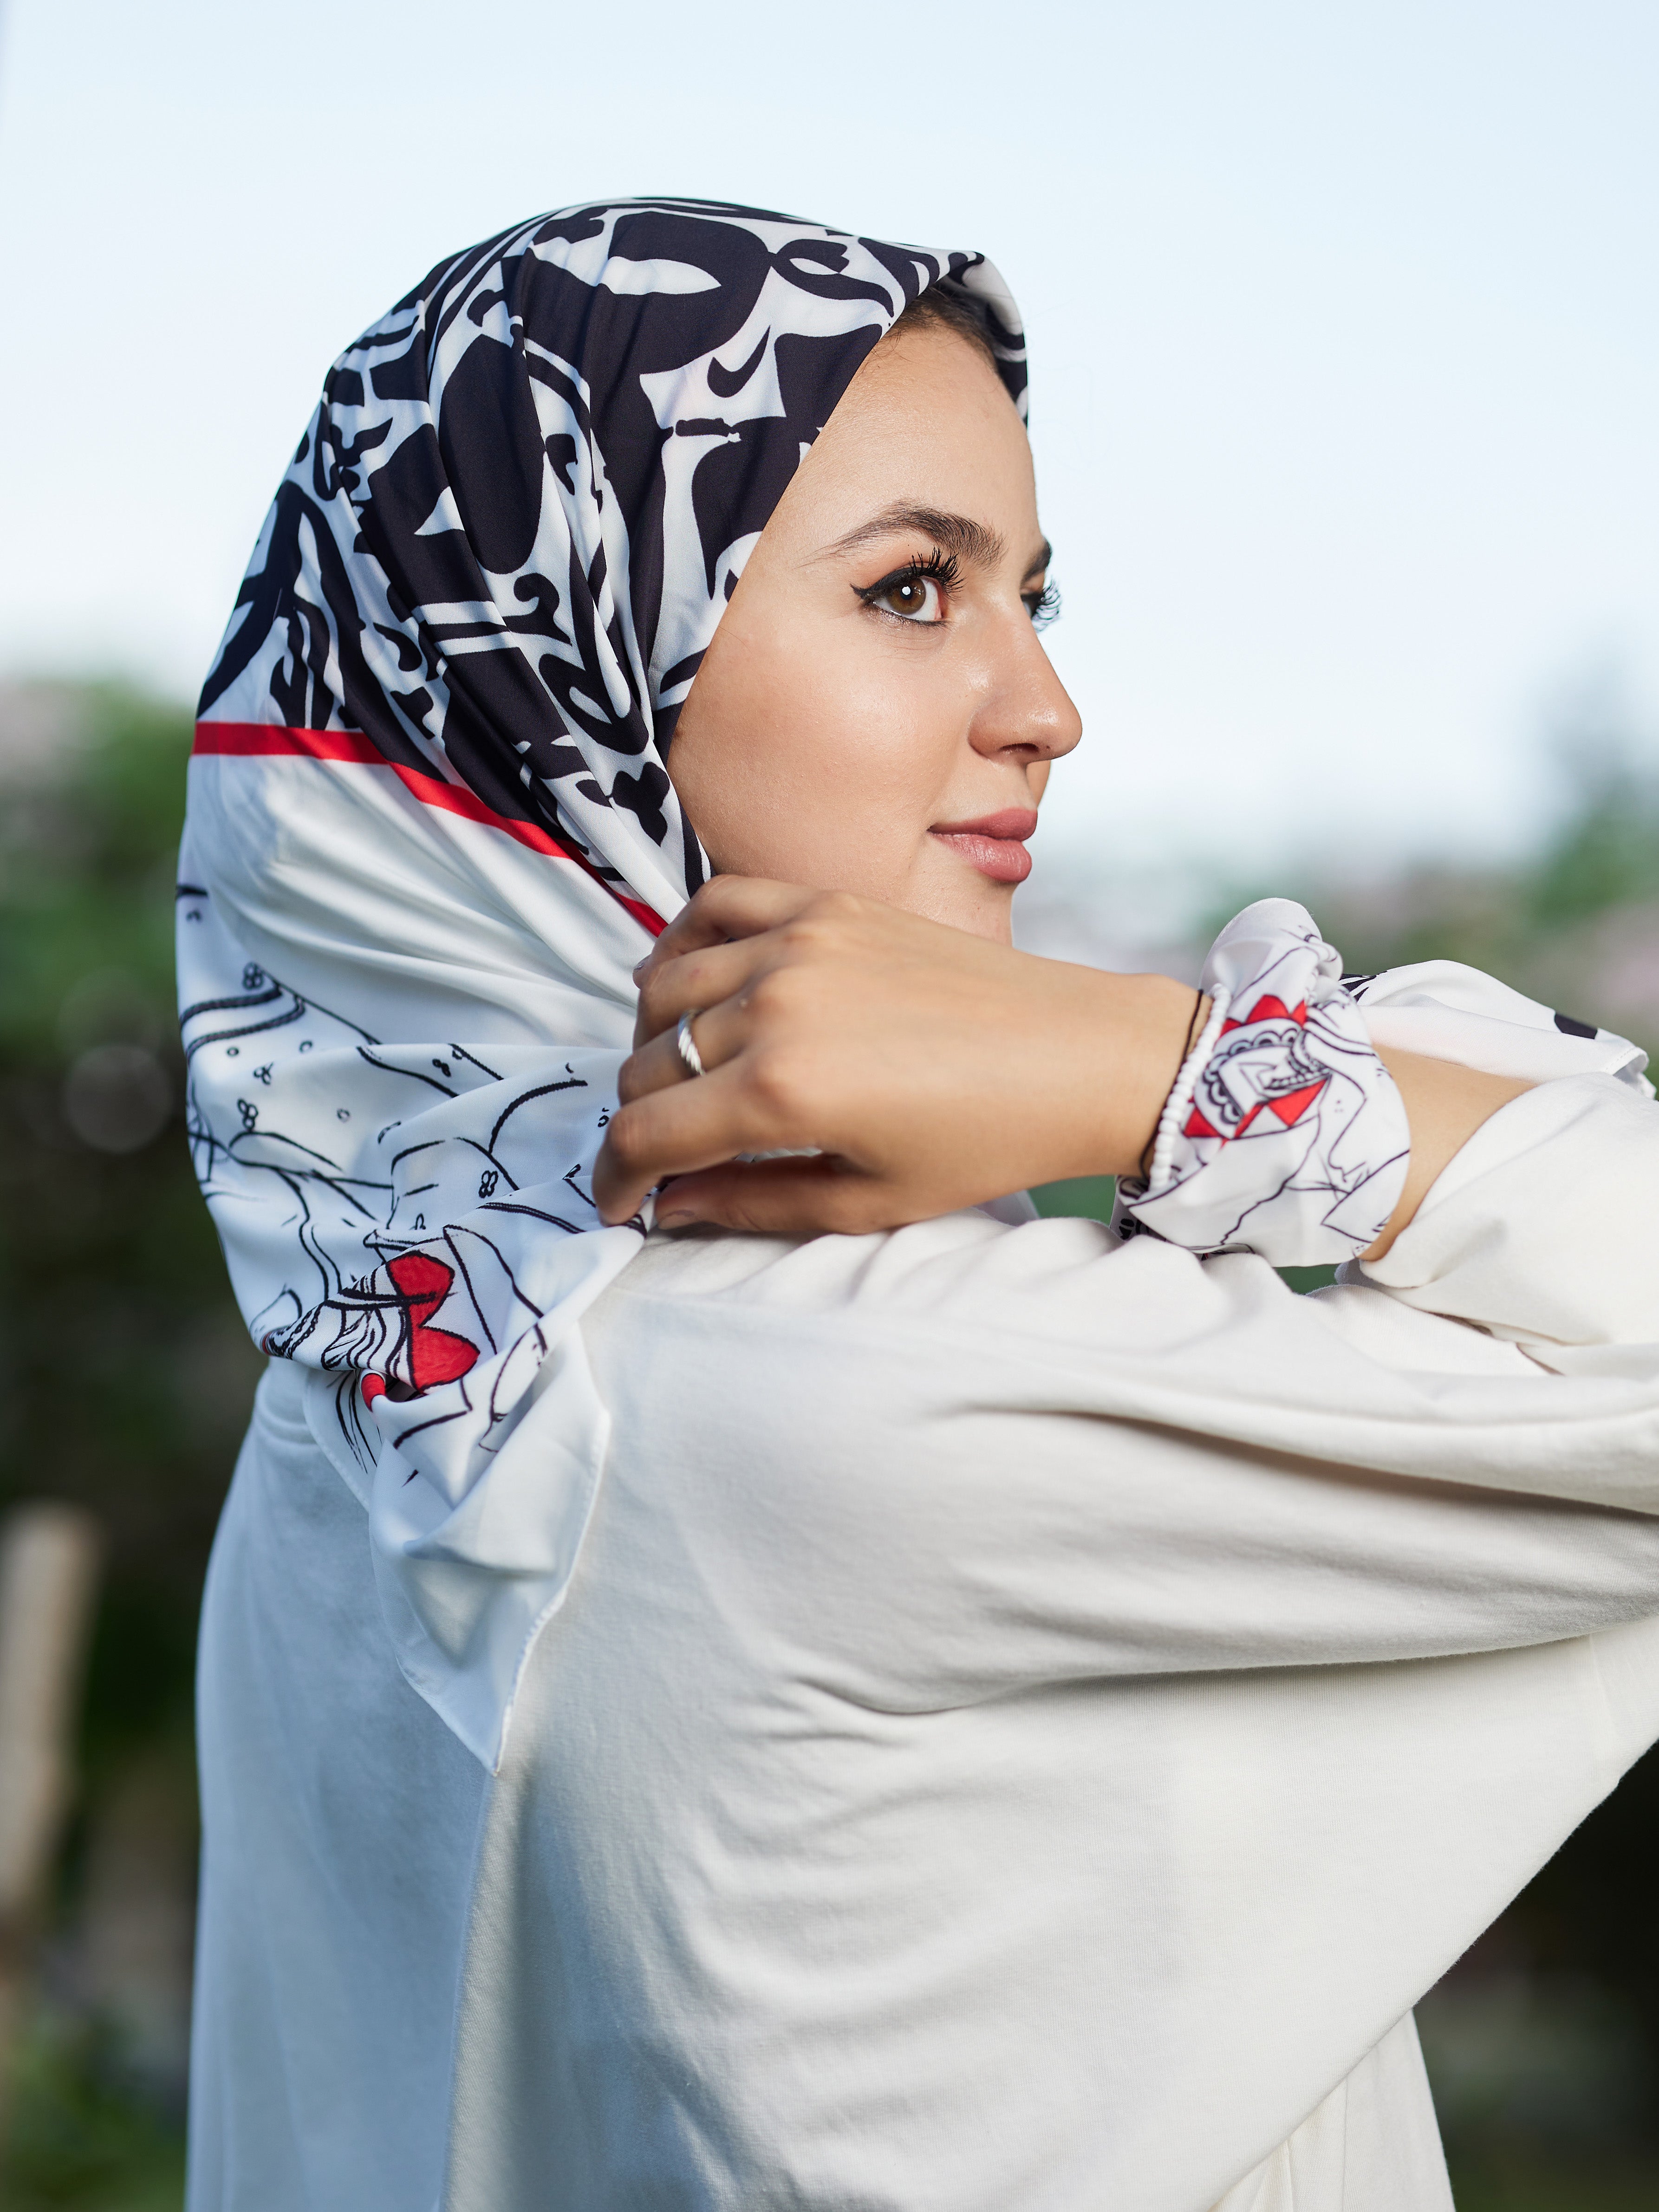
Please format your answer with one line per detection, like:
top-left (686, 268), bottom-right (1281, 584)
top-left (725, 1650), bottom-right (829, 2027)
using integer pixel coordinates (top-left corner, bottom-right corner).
top-left (820, 502), bottom-right (1051, 584)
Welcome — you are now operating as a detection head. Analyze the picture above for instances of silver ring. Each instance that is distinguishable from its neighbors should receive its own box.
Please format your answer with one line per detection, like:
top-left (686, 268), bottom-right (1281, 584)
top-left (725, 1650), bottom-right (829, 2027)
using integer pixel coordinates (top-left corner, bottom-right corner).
top-left (675, 1011), bottom-right (705, 1080)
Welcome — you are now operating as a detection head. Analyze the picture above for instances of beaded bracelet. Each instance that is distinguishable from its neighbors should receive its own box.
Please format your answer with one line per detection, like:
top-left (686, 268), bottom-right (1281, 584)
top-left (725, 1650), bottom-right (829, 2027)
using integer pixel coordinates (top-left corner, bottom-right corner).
top-left (1139, 986), bottom-right (1231, 1193)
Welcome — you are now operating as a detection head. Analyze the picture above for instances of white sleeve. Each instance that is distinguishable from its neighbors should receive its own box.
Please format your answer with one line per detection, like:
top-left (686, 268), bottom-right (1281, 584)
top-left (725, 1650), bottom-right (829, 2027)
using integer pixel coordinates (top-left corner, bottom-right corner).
top-left (582, 1213), bottom-right (1659, 1708)
top-left (1339, 951), bottom-right (1659, 1355)
top-left (1347, 1074), bottom-right (1659, 1358)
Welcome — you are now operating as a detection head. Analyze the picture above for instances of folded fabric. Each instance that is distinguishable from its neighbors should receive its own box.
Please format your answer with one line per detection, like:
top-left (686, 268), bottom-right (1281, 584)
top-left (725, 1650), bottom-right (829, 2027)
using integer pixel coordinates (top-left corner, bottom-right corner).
top-left (1119, 898), bottom-right (1651, 1267)
top-left (1119, 900), bottom-right (1411, 1265)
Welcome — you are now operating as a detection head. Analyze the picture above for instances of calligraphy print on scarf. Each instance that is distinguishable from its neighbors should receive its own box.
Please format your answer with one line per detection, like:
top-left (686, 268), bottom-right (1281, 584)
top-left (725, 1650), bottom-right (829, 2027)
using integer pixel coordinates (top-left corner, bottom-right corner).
top-left (180, 200), bottom-right (1027, 1763)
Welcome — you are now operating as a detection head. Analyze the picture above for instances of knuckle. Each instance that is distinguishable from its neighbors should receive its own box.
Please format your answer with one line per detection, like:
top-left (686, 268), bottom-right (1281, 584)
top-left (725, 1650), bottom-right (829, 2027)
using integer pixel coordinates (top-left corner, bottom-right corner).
top-left (806, 891), bottom-right (864, 942)
top-left (604, 1105), bottom-right (652, 1169)
top-left (747, 967), bottom-right (806, 1023)
top-left (780, 892), bottom-right (862, 960)
top-left (745, 1048), bottom-right (807, 1122)
top-left (783, 912), bottom-right (833, 954)
top-left (776, 917), bottom-right (822, 959)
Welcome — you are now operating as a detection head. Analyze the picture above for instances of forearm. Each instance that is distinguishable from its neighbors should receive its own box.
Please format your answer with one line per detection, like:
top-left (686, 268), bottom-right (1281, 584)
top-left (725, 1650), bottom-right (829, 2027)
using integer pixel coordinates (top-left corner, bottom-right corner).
top-left (1363, 1047), bottom-right (1532, 1260)
top-left (1037, 967), bottom-right (1203, 1180)
top-left (600, 880), bottom-right (1593, 1251)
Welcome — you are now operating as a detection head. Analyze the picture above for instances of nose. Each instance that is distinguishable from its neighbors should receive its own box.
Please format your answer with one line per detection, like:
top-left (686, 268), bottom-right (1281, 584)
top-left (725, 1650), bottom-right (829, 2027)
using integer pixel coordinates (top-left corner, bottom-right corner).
top-left (967, 607), bottom-right (1083, 766)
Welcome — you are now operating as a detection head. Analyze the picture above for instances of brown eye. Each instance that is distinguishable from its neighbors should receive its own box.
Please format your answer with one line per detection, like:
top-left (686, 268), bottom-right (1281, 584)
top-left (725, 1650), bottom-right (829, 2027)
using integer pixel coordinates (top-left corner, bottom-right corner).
top-left (873, 573), bottom-right (944, 623)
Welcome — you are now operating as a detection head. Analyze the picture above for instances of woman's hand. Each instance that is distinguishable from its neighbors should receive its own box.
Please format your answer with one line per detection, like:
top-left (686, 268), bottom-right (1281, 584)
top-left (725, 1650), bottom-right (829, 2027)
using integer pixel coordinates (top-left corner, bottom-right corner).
top-left (593, 878), bottom-right (1199, 1233)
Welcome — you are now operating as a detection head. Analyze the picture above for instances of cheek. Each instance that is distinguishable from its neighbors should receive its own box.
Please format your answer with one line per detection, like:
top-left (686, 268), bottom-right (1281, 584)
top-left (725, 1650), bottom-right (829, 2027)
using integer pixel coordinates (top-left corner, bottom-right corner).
top-left (674, 612), bottom-right (961, 895)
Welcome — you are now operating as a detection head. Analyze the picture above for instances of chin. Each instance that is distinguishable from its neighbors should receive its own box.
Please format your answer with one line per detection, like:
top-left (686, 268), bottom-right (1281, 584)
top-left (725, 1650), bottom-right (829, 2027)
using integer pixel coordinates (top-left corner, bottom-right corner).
top-left (908, 865), bottom-right (1018, 942)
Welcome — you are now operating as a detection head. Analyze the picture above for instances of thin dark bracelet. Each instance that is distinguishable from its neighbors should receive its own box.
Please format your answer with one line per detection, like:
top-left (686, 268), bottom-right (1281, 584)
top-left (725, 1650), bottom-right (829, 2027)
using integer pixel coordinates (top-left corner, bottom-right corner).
top-left (1139, 987), bottom-right (1207, 1182)
top-left (1183, 986), bottom-right (1206, 1060)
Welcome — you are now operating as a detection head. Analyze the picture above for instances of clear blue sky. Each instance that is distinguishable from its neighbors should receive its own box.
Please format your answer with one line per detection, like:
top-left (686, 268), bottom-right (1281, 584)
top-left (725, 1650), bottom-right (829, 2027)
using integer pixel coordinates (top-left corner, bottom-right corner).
top-left (2, 0), bottom-right (1655, 878)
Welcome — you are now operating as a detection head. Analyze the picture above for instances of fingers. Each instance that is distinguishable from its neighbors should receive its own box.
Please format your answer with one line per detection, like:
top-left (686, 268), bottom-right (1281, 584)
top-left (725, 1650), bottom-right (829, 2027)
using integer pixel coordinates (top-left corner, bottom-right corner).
top-left (632, 931), bottom-right (775, 1049)
top-left (631, 881), bottom-right (872, 1050)
top-left (593, 1063), bottom-right (781, 1223)
top-left (651, 1159), bottom-right (900, 1239)
top-left (636, 877), bottom-right (822, 975)
top-left (619, 998), bottom-right (748, 1103)
top-left (631, 879), bottom-right (815, 1050)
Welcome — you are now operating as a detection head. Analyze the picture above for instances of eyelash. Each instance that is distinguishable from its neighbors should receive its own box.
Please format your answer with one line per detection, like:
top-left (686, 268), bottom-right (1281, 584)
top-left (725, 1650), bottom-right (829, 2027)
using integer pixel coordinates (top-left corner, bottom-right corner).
top-left (1025, 581), bottom-right (1061, 632)
top-left (855, 547), bottom-right (961, 622)
top-left (854, 549), bottom-right (1062, 632)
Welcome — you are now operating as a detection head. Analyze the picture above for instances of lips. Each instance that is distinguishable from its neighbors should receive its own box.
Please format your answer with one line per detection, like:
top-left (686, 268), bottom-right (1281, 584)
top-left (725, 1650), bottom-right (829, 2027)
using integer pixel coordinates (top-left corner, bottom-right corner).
top-left (928, 807), bottom-right (1039, 885)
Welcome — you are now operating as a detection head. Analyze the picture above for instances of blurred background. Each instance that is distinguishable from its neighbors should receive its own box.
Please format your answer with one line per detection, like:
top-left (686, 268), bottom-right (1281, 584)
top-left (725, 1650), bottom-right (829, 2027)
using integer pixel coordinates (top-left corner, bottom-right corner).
top-left (0, 2), bottom-right (1656, 2205)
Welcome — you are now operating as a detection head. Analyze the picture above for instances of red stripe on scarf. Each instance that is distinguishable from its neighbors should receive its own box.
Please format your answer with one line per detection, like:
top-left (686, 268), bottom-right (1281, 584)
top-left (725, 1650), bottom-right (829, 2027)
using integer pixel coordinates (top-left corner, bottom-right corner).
top-left (192, 722), bottom-right (666, 937)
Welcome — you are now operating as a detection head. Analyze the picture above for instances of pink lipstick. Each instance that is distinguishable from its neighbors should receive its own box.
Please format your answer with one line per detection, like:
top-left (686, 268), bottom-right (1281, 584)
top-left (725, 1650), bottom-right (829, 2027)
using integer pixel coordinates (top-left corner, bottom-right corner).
top-left (928, 807), bottom-right (1038, 885)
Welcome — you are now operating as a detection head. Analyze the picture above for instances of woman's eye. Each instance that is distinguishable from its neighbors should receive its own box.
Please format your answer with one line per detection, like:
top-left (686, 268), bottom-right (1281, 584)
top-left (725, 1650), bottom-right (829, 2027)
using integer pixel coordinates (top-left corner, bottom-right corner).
top-left (874, 573), bottom-right (945, 624)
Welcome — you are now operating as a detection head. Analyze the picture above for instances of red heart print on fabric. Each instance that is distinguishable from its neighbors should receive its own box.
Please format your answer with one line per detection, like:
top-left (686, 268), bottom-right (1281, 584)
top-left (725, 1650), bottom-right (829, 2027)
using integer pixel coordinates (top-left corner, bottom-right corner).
top-left (360, 1251), bottom-right (480, 1405)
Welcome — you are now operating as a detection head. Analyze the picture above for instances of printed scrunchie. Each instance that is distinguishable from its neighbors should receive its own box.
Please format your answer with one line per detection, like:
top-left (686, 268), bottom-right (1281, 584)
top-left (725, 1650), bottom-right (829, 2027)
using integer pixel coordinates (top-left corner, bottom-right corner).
top-left (1118, 899), bottom-right (1411, 1267)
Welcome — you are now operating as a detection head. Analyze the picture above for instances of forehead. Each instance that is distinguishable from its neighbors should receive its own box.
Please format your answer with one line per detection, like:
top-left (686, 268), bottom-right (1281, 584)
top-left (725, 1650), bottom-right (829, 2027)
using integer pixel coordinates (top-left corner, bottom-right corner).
top-left (780, 326), bottom-right (1039, 552)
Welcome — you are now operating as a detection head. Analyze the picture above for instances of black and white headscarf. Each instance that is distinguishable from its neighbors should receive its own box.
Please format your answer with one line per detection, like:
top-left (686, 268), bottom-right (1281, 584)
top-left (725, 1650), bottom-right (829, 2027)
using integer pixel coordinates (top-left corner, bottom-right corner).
top-left (199, 198), bottom-right (1025, 917)
top-left (181, 200), bottom-right (1026, 1763)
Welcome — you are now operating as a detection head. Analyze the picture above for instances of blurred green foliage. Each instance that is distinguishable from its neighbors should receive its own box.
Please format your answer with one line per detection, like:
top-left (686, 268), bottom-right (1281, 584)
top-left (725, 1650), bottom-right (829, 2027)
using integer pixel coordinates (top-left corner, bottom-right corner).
top-left (0, 683), bottom-right (260, 2199)
top-left (1199, 692), bottom-right (1659, 1073)
top-left (2, 2019), bottom-right (185, 2212)
top-left (1029, 1172), bottom-right (1116, 1223)
top-left (0, 685), bottom-right (260, 1770)
top-left (1446, 2154), bottom-right (1659, 2212)
top-left (1531, 756), bottom-right (1659, 931)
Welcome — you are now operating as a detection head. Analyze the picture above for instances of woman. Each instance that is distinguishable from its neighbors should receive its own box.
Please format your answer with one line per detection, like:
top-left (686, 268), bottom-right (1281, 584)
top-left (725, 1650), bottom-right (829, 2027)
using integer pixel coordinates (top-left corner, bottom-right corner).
top-left (181, 200), bottom-right (1659, 2211)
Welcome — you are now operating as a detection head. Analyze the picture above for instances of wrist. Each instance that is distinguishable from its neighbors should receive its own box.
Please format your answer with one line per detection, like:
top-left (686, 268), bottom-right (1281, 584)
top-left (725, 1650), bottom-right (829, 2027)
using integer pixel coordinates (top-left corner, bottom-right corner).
top-left (1060, 969), bottom-right (1208, 1181)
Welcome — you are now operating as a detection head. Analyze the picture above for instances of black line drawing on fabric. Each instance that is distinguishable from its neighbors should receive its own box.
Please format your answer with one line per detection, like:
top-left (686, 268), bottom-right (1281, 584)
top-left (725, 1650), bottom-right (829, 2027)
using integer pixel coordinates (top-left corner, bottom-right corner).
top-left (457, 1135), bottom-right (520, 1191)
top-left (183, 910), bottom-right (620, 1420)
top-left (357, 1046), bottom-right (457, 1097)
top-left (488, 1071), bottom-right (588, 1151)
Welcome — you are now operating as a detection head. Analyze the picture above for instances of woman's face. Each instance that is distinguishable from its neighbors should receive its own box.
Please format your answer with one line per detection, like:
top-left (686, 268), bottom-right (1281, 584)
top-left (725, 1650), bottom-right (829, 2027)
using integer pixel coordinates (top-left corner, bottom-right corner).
top-left (667, 321), bottom-right (1082, 942)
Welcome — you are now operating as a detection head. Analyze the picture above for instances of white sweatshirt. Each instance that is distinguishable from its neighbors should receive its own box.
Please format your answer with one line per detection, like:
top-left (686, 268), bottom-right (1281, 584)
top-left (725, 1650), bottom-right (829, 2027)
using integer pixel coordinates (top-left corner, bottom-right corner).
top-left (190, 1070), bottom-right (1659, 2211)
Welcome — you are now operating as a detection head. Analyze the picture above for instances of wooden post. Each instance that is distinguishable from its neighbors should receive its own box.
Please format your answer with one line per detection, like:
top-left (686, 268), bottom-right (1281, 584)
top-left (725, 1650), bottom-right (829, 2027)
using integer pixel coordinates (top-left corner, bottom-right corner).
top-left (0, 1504), bottom-right (103, 2139)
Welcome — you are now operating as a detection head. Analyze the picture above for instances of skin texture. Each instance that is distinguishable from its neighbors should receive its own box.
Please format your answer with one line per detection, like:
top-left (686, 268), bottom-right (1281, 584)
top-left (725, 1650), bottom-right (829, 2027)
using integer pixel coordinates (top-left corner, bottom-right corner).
top-left (593, 323), bottom-right (1529, 1240)
top-left (668, 319), bottom-right (1080, 940)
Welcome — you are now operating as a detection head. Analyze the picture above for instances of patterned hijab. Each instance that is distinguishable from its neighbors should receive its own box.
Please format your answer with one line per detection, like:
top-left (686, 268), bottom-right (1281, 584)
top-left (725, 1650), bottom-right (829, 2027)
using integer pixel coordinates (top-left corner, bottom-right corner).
top-left (182, 200), bottom-right (1027, 1762)
top-left (199, 198), bottom-right (1024, 922)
